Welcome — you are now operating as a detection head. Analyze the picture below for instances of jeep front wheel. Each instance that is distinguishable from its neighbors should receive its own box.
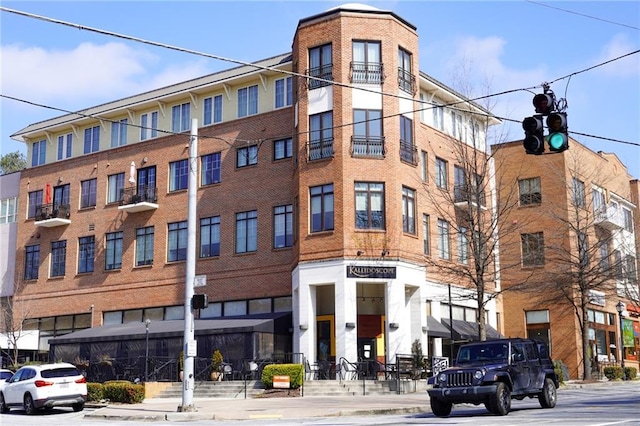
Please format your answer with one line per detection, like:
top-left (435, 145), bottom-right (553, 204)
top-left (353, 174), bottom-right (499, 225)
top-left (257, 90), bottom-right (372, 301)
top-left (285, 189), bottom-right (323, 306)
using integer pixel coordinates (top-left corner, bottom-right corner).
top-left (539, 377), bottom-right (557, 408)
top-left (488, 382), bottom-right (511, 415)
top-left (430, 398), bottom-right (453, 417)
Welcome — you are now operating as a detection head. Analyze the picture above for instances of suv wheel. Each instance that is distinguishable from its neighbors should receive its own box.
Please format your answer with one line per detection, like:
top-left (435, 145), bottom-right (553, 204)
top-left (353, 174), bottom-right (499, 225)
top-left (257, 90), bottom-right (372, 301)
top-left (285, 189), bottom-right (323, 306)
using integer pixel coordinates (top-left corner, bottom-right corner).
top-left (24, 393), bottom-right (37, 415)
top-left (0, 393), bottom-right (9, 413)
top-left (488, 382), bottom-right (511, 415)
top-left (430, 398), bottom-right (453, 417)
top-left (539, 377), bottom-right (557, 408)
top-left (72, 401), bottom-right (85, 412)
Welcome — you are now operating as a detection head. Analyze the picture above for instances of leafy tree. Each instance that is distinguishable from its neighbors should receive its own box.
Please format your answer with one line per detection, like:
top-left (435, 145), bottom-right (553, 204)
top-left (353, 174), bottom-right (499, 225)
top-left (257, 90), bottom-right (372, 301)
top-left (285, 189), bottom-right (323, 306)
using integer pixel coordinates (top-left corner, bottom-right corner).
top-left (0, 151), bottom-right (26, 174)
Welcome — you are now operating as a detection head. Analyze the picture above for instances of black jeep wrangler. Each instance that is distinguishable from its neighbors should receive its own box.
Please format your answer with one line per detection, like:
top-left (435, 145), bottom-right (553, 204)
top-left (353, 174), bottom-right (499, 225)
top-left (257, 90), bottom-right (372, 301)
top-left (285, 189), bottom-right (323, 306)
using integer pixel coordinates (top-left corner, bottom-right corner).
top-left (427, 338), bottom-right (558, 417)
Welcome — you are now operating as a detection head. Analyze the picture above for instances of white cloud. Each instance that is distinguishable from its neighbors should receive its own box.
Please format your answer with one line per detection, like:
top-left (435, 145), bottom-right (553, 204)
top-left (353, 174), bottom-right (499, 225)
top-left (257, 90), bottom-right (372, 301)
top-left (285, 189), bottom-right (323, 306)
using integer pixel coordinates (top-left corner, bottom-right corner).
top-left (593, 34), bottom-right (639, 78)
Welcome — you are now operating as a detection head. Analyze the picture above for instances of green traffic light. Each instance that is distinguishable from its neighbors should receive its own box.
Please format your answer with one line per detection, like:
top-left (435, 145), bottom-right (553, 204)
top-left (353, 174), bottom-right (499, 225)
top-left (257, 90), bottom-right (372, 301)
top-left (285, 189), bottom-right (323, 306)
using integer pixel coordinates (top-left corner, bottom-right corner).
top-left (548, 133), bottom-right (567, 150)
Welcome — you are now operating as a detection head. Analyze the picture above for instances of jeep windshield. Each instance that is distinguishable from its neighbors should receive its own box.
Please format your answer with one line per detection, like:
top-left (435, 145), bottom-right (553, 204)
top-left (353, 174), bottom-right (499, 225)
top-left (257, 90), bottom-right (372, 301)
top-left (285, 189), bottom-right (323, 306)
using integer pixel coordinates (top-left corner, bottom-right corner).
top-left (456, 342), bottom-right (509, 366)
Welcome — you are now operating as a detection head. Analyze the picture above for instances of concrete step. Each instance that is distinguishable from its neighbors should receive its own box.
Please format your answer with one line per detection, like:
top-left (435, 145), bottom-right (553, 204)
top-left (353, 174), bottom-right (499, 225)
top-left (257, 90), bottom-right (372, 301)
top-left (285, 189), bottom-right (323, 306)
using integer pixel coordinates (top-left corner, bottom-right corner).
top-left (154, 381), bottom-right (265, 399)
top-left (302, 380), bottom-right (393, 396)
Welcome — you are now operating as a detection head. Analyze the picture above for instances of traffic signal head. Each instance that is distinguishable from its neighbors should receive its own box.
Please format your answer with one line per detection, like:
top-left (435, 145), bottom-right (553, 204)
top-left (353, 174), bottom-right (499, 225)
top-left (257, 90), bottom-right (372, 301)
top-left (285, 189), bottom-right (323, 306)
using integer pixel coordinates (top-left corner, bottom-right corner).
top-left (533, 93), bottom-right (554, 115)
top-left (522, 115), bottom-right (544, 155)
top-left (546, 112), bottom-right (568, 152)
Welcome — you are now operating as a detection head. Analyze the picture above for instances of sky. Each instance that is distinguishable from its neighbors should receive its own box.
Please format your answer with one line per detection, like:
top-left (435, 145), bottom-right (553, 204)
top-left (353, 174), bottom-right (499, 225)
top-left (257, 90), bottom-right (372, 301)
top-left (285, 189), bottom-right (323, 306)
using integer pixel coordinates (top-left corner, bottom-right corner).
top-left (1, 1), bottom-right (639, 178)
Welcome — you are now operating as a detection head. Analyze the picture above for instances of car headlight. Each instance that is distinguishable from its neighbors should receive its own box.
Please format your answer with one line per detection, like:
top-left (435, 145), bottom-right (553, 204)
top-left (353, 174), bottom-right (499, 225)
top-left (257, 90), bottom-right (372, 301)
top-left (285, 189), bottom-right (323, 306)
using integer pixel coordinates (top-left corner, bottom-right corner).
top-left (438, 373), bottom-right (447, 382)
top-left (474, 370), bottom-right (483, 380)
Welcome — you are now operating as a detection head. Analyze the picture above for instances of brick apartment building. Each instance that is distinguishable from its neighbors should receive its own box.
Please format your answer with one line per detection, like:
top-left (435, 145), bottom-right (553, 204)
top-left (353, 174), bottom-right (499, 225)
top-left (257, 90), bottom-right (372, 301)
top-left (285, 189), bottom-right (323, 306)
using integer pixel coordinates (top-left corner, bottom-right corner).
top-left (493, 141), bottom-right (639, 379)
top-left (7, 4), bottom-right (503, 376)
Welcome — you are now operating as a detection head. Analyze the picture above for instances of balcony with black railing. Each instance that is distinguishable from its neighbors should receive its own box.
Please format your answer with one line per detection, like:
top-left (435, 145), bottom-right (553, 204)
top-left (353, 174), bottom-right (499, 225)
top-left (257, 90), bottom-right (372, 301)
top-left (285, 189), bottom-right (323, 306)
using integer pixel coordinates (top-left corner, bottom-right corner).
top-left (399, 141), bottom-right (418, 165)
top-left (306, 64), bottom-right (333, 90)
top-left (34, 203), bottom-right (71, 227)
top-left (118, 185), bottom-right (159, 213)
top-left (350, 61), bottom-right (384, 84)
top-left (398, 67), bottom-right (416, 94)
top-left (454, 184), bottom-right (487, 210)
top-left (307, 138), bottom-right (334, 161)
top-left (351, 136), bottom-right (385, 159)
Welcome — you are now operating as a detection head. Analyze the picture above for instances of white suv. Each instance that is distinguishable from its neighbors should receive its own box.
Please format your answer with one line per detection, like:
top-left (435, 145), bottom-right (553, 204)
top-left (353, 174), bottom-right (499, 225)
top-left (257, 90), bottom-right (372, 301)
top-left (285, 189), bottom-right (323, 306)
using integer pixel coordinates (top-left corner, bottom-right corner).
top-left (0, 363), bottom-right (87, 414)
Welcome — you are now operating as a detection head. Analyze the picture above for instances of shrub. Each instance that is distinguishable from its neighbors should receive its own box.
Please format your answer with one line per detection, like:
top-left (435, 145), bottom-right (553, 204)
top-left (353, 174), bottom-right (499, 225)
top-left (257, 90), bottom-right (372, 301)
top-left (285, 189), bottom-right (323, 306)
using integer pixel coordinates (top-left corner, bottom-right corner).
top-left (553, 360), bottom-right (565, 385)
top-left (261, 364), bottom-right (304, 389)
top-left (87, 383), bottom-right (104, 402)
top-left (103, 382), bottom-right (145, 403)
top-left (603, 366), bottom-right (623, 380)
top-left (624, 366), bottom-right (637, 381)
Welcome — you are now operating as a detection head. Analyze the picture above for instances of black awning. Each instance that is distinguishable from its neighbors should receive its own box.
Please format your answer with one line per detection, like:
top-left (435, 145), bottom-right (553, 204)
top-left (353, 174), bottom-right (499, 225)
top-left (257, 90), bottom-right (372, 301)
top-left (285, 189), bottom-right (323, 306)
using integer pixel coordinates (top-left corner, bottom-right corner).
top-left (426, 316), bottom-right (451, 338)
top-left (441, 318), bottom-right (502, 342)
top-left (49, 313), bottom-right (291, 345)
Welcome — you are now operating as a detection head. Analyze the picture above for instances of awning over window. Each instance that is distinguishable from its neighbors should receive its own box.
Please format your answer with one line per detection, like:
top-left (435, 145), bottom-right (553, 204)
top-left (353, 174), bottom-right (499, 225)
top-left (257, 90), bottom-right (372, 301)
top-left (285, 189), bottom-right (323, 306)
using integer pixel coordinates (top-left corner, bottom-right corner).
top-left (426, 316), bottom-right (451, 338)
top-left (441, 318), bottom-right (502, 342)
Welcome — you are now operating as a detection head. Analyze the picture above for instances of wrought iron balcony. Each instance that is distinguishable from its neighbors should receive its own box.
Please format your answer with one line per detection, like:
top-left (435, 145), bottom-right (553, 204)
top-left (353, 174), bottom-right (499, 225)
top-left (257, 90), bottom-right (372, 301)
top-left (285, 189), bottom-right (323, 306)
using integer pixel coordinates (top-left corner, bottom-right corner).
top-left (118, 185), bottom-right (159, 213)
top-left (454, 184), bottom-right (487, 210)
top-left (306, 64), bottom-right (333, 90)
top-left (594, 206), bottom-right (624, 231)
top-left (351, 136), bottom-right (385, 158)
top-left (308, 138), bottom-right (334, 161)
top-left (398, 68), bottom-right (416, 94)
top-left (399, 141), bottom-right (418, 165)
top-left (350, 61), bottom-right (384, 84)
top-left (34, 203), bottom-right (71, 227)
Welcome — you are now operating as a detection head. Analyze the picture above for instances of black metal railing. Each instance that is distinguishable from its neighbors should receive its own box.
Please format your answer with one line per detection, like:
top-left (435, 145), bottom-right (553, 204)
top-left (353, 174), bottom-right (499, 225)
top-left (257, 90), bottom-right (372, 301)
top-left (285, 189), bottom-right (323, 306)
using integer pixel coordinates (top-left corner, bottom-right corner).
top-left (350, 61), bottom-right (384, 84)
top-left (454, 184), bottom-right (486, 206)
top-left (398, 67), bottom-right (416, 94)
top-left (308, 138), bottom-right (334, 161)
top-left (350, 136), bottom-right (385, 158)
top-left (399, 141), bottom-right (418, 165)
top-left (119, 185), bottom-right (158, 206)
top-left (306, 64), bottom-right (333, 90)
top-left (35, 203), bottom-right (70, 221)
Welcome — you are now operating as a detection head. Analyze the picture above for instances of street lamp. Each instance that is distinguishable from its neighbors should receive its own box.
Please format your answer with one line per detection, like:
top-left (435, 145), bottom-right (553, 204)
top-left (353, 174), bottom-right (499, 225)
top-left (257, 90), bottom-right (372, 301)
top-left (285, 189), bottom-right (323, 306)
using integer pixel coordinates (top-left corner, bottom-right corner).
top-left (145, 319), bottom-right (151, 382)
top-left (615, 301), bottom-right (625, 380)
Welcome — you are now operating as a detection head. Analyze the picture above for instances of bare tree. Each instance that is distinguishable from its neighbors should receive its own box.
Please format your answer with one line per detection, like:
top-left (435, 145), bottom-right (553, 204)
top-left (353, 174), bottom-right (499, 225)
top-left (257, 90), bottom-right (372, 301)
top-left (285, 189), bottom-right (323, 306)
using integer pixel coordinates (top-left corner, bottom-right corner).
top-left (0, 283), bottom-right (33, 368)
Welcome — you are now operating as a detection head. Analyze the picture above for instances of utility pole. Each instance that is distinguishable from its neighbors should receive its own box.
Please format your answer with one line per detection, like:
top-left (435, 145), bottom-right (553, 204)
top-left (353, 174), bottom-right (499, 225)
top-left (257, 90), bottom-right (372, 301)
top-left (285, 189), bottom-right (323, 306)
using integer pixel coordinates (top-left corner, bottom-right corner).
top-left (179, 119), bottom-right (198, 412)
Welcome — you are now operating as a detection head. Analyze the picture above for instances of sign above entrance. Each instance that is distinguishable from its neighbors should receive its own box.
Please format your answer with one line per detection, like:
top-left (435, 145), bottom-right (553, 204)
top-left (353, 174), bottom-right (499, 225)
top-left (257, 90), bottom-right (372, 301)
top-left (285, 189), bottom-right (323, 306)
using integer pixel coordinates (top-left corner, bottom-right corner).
top-left (347, 265), bottom-right (396, 279)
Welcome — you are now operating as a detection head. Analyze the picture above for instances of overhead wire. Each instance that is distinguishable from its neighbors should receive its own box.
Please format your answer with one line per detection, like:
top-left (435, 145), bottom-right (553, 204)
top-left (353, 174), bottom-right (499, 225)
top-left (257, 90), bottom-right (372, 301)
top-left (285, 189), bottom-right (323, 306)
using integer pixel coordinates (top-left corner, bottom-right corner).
top-left (1, 6), bottom-right (638, 150)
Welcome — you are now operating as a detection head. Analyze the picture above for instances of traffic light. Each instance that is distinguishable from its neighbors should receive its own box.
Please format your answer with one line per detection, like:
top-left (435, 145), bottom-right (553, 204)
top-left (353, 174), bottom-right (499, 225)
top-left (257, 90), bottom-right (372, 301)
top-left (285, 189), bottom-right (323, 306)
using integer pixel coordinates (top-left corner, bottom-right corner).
top-left (532, 93), bottom-right (555, 115)
top-left (546, 112), bottom-right (568, 153)
top-left (522, 115), bottom-right (544, 155)
top-left (192, 294), bottom-right (208, 309)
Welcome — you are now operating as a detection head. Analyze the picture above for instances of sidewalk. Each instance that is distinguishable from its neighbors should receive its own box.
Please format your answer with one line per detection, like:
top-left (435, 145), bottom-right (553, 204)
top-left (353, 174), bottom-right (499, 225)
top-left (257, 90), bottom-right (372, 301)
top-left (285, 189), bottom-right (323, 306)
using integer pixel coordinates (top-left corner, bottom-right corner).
top-left (83, 380), bottom-right (637, 422)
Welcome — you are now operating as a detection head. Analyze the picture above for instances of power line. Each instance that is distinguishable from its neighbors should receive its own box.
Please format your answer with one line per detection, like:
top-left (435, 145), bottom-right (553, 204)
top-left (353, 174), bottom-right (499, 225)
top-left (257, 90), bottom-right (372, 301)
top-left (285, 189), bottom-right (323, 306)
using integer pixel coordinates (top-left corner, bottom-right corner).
top-left (525, 0), bottom-right (640, 31)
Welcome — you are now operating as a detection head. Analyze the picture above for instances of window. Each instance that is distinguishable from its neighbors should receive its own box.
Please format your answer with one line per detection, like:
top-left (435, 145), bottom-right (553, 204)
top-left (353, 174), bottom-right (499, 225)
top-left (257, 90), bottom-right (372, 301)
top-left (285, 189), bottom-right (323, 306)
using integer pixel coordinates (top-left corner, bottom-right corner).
top-left (435, 157), bottom-right (448, 189)
top-left (400, 116), bottom-right (415, 163)
top-left (0, 197), bottom-right (17, 224)
top-left (398, 47), bottom-right (414, 93)
top-left (626, 255), bottom-right (637, 284)
top-left (355, 182), bottom-right (384, 230)
top-left (308, 43), bottom-right (332, 89)
top-left (275, 77), bottom-right (293, 108)
top-left (578, 231), bottom-right (589, 268)
top-left (353, 109), bottom-right (382, 140)
top-left (421, 151), bottom-right (428, 182)
top-left (135, 226), bottom-right (154, 266)
top-left (613, 250), bottom-right (623, 280)
top-left (57, 134), bottom-right (72, 160)
top-left (111, 118), bottom-right (128, 147)
top-left (521, 232), bottom-right (545, 266)
top-left (432, 102), bottom-right (445, 131)
top-left (83, 126), bottom-right (100, 154)
top-left (237, 145), bottom-right (258, 168)
top-left (168, 221), bottom-right (187, 262)
top-left (169, 159), bottom-right (188, 191)
top-left (105, 231), bottom-right (123, 270)
top-left (351, 40), bottom-right (382, 84)
top-left (53, 184), bottom-right (70, 212)
top-left (274, 138), bottom-right (293, 160)
top-left (237, 85), bottom-right (258, 118)
top-left (32, 140), bottom-right (46, 166)
top-left (200, 216), bottom-right (220, 258)
top-left (27, 190), bottom-right (43, 219)
top-left (24, 245), bottom-right (40, 280)
top-left (274, 205), bottom-right (293, 248)
top-left (236, 210), bottom-right (258, 253)
top-left (107, 173), bottom-right (125, 203)
top-left (171, 103), bottom-right (191, 132)
top-left (50, 240), bottom-right (67, 277)
top-left (402, 186), bottom-right (416, 234)
top-left (458, 226), bottom-right (469, 264)
top-left (592, 188), bottom-right (606, 215)
top-left (623, 208), bottom-right (633, 232)
top-left (437, 219), bottom-right (450, 260)
top-left (78, 236), bottom-right (94, 274)
top-left (310, 184), bottom-right (334, 232)
top-left (423, 214), bottom-right (430, 255)
top-left (201, 152), bottom-right (221, 185)
top-left (599, 240), bottom-right (610, 274)
top-left (80, 179), bottom-right (97, 208)
top-left (572, 177), bottom-right (585, 208)
top-left (203, 95), bottom-right (223, 125)
top-left (452, 112), bottom-right (464, 140)
top-left (309, 111), bottom-right (333, 160)
top-left (136, 166), bottom-right (156, 202)
top-left (519, 177), bottom-right (542, 205)
top-left (140, 111), bottom-right (158, 140)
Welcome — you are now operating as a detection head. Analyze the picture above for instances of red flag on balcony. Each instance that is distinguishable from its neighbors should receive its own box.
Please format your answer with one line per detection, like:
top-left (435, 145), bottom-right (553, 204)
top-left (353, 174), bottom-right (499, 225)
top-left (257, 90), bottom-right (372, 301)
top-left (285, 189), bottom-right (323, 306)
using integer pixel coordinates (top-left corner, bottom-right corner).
top-left (45, 183), bottom-right (52, 204)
